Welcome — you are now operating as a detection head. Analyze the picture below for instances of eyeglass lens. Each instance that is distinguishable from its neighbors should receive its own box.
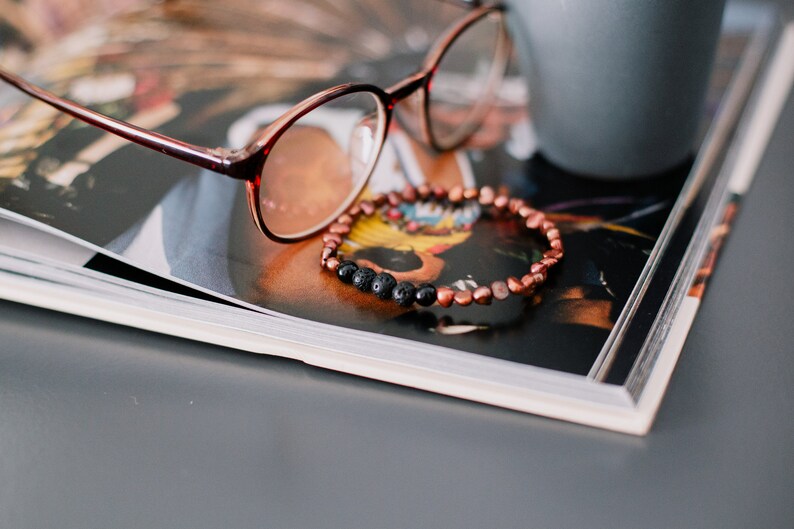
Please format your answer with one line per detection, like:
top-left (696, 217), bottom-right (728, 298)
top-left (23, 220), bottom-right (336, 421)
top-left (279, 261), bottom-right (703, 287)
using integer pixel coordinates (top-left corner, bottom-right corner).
top-left (257, 91), bottom-right (384, 240)
top-left (257, 12), bottom-right (504, 240)
top-left (427, 12), bottom-right (505, 149)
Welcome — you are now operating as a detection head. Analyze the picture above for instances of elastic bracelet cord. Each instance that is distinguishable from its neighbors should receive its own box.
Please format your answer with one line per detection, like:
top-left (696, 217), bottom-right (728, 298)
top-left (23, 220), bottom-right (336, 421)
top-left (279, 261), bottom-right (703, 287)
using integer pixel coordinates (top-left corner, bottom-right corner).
top-left (319, 184), bottom-right (564, 308)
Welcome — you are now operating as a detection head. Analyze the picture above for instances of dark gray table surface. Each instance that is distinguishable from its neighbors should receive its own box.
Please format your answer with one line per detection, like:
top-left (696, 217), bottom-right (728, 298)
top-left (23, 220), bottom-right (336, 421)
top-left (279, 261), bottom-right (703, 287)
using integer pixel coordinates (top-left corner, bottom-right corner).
top-left (2, 36), bottom-right (794, 529)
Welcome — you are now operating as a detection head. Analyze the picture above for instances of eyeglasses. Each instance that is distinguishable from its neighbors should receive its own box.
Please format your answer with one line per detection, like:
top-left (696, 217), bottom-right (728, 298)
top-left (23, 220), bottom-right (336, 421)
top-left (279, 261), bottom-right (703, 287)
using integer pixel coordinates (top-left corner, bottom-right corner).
top-left (0, 3), bottom-right (509, 242)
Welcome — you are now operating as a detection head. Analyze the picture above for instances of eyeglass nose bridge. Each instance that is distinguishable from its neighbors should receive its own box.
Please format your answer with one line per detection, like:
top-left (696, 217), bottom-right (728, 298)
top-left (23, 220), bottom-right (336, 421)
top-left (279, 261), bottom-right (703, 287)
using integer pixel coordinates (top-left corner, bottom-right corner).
top-left (386, 72), bottom-right (430, 104)
top-left (385, 71), bottom-right (436, 147)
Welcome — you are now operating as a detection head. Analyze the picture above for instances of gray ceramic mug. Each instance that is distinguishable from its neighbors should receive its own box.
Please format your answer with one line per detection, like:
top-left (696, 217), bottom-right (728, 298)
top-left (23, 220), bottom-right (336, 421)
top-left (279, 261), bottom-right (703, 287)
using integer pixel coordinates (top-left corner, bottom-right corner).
top-left (505, 0), bottom-right (727, 179)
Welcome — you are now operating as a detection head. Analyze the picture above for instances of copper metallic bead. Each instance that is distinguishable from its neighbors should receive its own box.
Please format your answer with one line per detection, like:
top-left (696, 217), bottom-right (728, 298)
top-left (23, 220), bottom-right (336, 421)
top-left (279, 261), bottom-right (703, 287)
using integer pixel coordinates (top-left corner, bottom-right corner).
top-left (518, 205), bottom-right (534, 218)
top-left (493, 194), bottom-right (509, 210)
top-left (522, 272), bottom-right (545, 289)
top-left (322, 232), bottom-right (342, 245)
top-left (507, 276), bottom-right (525, 294)
top-left (490, 280), bottom-right (509, 300)
top-left (359, 200), bottom-right (375, 216)
top-left (540, 257), bottom-right (558, 268)
top-left (436, 286), bottom-right (455, 308)
top-left (530, 262), bottom-right (547, 275)
top-left (526, 212), bottom-right (545, 230)
top-left (417, 184), bottom-right (432, 199)
top-left (325, 257), bottom-right (340, 272)
top-left (448, 185), bottom-right (464, 203)
top-left (347, 204), bottom-right (361, 217)
top-left (522, 273), bottom-right (545, 294)
top-left (521, 274), bottom-right (537, 290)
top-left (473, 286), bottom-right (493, 305)
top-left (373, 193), bottom-right (387, 207)
top-left (402, 185), bottom-right (417, 203)
top-left (321, 246), bottom-right (336, 262)
top-left (544, 249), bottom-right (564, 260)
top-left (508, 198), bottom-right (524, 215)
top-left (541, 220), bottom-right (556, 233)
top-left (337, 213), bottom-right (353, 225)
top-left (387, 191), bottom-right (402, 207)
top-left (463, 187), bottom-right (480, 200)
top-left (323, 240), bottom-right (338, 252)
top-left (329, 222), bottom-right (351, 235)
top-left (479, 186), bottom-right (495, 206)
top-left (546, 228), bottom-right (560, 240)
top-left (454, 289), bottom-right (473, 306)
top-left (432, 185), bottom-right (447, 200)
top-left (550, 239), bottom-right (564, 250)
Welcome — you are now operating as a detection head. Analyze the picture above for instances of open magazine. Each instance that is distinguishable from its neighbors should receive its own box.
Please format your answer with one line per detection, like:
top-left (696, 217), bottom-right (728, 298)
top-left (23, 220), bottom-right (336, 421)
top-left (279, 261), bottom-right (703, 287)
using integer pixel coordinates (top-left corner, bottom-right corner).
top-left (0, 0), bottom-right (789, 434)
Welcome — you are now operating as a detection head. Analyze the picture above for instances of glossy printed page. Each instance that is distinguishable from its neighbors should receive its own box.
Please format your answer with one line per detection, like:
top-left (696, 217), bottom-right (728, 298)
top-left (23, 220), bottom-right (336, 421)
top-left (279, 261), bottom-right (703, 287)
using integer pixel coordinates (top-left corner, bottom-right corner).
top-left (0, 0), bottom-right (753, 376)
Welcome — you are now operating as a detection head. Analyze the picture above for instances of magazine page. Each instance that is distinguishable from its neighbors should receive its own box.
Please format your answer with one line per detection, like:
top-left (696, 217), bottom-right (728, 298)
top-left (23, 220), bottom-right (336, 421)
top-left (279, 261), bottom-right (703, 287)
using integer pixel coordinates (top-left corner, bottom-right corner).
top-left (0, 0), bottom-right (765, 382)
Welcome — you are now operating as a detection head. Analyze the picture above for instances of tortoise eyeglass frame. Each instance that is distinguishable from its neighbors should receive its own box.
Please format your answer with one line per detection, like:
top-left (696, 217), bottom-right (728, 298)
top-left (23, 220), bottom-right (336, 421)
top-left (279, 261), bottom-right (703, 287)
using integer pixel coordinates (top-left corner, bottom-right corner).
top-left (0, 3), bottom-right (509, 242)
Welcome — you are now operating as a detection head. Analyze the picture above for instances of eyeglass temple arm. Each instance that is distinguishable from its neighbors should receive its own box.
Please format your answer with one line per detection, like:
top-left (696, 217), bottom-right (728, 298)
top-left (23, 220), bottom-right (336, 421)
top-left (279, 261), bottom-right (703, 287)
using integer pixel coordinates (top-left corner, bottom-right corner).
top-left (0, 67), bottom-right (245, 178)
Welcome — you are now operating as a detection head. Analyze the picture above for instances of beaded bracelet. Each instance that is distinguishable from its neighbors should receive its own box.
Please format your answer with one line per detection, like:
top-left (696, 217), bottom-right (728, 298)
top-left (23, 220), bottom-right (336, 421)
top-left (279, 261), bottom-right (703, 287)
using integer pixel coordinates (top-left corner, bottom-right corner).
top-left (319, 184), bottom-right (563, 308)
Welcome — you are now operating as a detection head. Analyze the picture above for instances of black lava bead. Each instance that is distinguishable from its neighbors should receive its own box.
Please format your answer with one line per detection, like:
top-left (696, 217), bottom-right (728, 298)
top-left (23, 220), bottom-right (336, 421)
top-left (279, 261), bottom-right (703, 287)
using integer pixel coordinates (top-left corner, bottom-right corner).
top-left (336, 260), bottom-right (359, 284)
top-left (392, 281), bottom-right (417, 307)
top-left (371, 272), bottom-right (397, 300)
top-left (414, 283), bottom-right (437, 307)
top-left (352, 267), bottom-right (376, 292)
